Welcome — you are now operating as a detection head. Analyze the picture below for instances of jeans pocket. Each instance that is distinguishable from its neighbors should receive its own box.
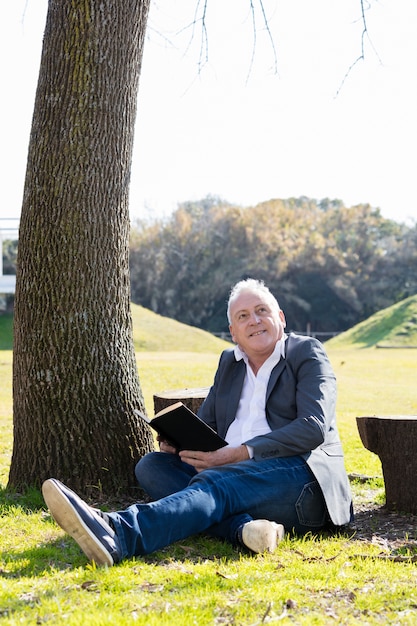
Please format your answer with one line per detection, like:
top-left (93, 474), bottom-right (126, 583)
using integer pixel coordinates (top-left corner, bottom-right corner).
top-left (295, 480), bottom-right (327, 528)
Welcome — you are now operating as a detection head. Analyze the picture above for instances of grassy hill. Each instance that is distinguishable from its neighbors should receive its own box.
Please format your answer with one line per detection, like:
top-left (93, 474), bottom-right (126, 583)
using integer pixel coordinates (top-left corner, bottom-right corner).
top-left (130, 303), bottom-right (230, 352)
top-left (0, 304), bottom-right (230, 352)
top-left (3, 295), bottom-right (417, 352)
top-left (326, 294), bottom-right (417, 348)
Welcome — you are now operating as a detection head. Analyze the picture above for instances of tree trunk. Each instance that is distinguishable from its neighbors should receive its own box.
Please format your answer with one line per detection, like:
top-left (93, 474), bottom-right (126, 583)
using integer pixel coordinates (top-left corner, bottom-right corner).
top-left (9, 0), bottom-right (153, 498)
top-left (153, 388), bottom-right (210, 415)
top-left (356, 416), bottom-right (417, 514)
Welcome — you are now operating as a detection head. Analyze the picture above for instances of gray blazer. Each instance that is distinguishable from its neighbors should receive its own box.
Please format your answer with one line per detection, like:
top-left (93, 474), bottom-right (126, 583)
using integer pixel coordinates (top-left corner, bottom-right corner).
top-left (198, 333), bottom-right (353, 527)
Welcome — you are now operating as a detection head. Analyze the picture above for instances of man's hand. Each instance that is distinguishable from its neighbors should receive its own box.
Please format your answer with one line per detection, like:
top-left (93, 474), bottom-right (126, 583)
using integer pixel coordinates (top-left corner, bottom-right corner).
top-left (179, 445), bottom-right (250, 472)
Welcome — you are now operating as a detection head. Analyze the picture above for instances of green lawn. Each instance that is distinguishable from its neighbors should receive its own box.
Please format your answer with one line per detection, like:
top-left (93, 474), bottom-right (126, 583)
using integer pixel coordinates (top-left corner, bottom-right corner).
top-left (0, 341), bottom-right (416, 624)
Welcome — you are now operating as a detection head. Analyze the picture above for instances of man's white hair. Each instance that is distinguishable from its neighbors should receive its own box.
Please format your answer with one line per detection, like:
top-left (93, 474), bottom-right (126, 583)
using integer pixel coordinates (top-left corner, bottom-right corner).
top-left (227, 279), bottom-right (281, 324)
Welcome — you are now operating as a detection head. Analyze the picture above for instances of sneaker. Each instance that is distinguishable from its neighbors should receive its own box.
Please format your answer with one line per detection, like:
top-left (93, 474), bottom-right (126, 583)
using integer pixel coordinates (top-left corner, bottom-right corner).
top-left (240, 519), bottom-right (285, 553)
top-left (42, 478), bottom-right (122, 566)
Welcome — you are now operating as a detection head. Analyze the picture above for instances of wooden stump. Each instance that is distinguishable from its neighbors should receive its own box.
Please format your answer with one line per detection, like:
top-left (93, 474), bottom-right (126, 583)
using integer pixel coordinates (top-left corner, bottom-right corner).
top-left (356, 415), bottom-right (417, 514)
top-left (153, 387), bottom-right (210, 416)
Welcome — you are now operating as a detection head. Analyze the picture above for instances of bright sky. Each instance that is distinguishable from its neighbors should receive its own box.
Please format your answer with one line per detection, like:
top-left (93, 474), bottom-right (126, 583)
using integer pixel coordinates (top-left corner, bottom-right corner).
top-left (1, 0), bottom-right (416, 227)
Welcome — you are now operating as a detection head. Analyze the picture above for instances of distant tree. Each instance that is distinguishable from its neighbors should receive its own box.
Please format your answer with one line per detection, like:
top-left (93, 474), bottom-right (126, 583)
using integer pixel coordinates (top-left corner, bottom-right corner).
top-left (9, 0), bottom-right (153, 497)
top-left (129, 197), bottom-right (414, 334)
top-left (130, 198), bottom-right (249, 331)
top-left (366, 221), bottom-right (417, 311)
top-left (1, 239), bottom-right (18, 275)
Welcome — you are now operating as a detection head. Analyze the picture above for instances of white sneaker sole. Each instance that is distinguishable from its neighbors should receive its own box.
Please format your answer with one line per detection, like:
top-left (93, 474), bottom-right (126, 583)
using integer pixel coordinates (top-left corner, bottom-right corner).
top-left (42, 479), bottom-right (114, 566)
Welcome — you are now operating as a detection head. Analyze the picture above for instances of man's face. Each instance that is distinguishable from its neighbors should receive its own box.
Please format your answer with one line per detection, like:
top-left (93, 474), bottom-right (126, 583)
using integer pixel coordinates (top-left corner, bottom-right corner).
top-left (229, 290), bottom-right (286, 363)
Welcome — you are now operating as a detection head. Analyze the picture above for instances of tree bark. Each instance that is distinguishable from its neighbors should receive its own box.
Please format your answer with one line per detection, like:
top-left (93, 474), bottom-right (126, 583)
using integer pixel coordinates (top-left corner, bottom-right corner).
top-left (356, 416), bottom-right (417, 514)
top-left (9, 0), bottom-right (153, 498)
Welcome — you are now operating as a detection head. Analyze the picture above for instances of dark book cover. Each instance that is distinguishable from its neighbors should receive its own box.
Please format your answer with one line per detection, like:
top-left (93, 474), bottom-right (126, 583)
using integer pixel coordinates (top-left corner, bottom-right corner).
top-left (134, 402), bottom-right (227, 452)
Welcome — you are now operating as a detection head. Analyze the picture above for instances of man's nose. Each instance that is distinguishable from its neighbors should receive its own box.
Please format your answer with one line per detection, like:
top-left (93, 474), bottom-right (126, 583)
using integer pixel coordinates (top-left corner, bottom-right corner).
top-left (250, 312), bottom-right (261, 324)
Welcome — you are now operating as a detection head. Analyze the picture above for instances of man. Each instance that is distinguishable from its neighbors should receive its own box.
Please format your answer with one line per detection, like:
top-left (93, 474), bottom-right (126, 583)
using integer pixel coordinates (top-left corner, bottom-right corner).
top-left (43, 278), bottom-right (353, 566)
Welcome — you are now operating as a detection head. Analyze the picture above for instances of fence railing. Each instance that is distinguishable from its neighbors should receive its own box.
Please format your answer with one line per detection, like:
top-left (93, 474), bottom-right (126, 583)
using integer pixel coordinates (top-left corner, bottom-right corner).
top-left (0, 218), bottom-right (19, 295)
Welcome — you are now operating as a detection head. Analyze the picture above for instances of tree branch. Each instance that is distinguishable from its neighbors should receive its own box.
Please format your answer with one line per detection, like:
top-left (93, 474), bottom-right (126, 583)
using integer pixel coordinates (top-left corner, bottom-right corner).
top-left (180, 0), bottom-right (278, 82)
top-left (335, 0), bottom-right (382, 97)
top-left (246, 0), bottom-right (279, 83)
top-left (179, 0), bottom-right (209, 74)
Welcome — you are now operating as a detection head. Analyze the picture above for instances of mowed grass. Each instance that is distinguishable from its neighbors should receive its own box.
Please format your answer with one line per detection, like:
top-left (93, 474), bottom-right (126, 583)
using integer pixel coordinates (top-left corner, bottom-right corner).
top-left (326, 294), bottom-right (417, 349)
top-left (0, 304), bottom-right (416, 625)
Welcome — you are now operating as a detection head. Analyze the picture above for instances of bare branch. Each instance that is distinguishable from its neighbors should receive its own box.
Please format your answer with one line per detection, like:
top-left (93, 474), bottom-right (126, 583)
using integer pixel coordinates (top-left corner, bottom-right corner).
top-left (150, 0), bottom-right (278, 87)
top-left (177, 0), bottom-right (209, 74)
top-left (335, 0), bottom-right (382, 97)
top-left (257, 0), bottom-right (279, 75)
top-left (246, 0), bottom-right (258, 84)
top-left (195, 0), bottom-right (209, 74)
top-left (246, 0), bottom-right (279, 84)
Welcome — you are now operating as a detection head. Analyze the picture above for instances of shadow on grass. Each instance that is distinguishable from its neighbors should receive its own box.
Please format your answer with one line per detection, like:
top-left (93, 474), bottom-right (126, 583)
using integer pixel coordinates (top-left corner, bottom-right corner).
top-left (347, 504), bottom-right (417, 544)
top-left (1, 532), bottom-right (243, 580)
top-left (0, 536), bottom-right (89, 577)
top-left (0, 485), bottom-right (45, 513)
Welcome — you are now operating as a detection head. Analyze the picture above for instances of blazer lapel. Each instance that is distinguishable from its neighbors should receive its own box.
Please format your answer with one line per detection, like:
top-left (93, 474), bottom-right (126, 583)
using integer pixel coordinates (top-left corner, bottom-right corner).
top-left (266, 359), bottom-right (286, 401)
top-left (223, 359), bottom-right (246, 434)
top-left (266, 336), bottom-right (289, 401)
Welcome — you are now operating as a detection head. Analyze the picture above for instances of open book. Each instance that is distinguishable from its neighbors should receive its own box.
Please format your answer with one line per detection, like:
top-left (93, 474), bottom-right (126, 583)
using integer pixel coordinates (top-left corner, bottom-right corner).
top-left (134, 402), bottom-right (227, 452)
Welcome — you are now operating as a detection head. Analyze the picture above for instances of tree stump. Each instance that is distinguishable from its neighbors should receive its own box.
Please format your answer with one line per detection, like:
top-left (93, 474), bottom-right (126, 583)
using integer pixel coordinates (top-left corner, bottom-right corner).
top-left (356, 416), bottom-right (417, 514)
top-left (153, 387), bottom-right (210, 416)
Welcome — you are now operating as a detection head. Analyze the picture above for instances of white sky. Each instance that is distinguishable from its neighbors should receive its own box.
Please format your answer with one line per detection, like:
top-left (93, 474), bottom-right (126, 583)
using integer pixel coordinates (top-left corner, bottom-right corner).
top-left (1, 0), bottom-right (416, 227)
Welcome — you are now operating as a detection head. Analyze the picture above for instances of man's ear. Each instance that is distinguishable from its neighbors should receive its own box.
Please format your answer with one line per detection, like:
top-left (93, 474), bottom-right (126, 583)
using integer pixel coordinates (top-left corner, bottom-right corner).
top-left (229, 325), bottom-right (236, 342)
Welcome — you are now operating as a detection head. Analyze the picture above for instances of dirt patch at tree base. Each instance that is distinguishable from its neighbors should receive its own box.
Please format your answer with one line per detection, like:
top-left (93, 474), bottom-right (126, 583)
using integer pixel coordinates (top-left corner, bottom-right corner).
top-left (347, 495), bottom-right (417, 558)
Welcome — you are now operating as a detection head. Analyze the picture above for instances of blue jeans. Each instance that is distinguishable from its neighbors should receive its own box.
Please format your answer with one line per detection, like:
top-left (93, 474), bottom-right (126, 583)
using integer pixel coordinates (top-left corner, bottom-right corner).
top-left (108, 452), bottom-right (329, 558)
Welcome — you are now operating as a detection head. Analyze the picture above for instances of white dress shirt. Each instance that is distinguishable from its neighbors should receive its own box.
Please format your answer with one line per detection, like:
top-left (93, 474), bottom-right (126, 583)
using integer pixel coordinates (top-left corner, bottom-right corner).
top-left (225, 335), bottom-right (287, 453)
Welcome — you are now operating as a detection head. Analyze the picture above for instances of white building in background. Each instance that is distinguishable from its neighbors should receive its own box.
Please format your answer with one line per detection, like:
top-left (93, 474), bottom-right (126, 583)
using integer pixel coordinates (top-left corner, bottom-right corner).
top-left (0, 219), bottom-right (18, 308)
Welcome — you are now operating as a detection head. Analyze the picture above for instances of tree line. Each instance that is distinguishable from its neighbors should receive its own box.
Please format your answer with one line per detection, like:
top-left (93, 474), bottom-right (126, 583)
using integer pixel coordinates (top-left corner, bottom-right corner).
top-left (3, 195), bottom-right (416, 335)
top-left (129, 196), bottom-right (417, 334)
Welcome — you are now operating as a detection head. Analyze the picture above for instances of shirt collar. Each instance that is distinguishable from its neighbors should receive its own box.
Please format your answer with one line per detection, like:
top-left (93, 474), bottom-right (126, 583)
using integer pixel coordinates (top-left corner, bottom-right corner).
top-left (234, 333), bottom-right (287, 363)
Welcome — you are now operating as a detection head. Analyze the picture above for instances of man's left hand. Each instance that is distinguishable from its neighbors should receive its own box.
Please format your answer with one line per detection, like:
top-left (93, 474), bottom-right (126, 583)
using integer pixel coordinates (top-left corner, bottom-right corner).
top-left (179, 445), bottom-right (249, 472)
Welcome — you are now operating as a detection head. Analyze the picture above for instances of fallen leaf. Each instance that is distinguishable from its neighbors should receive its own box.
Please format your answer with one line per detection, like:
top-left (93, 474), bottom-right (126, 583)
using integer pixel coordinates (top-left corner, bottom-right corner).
top-left (138, 582), bottom-right (165, 592)
top-left (215, 571), bottom-right (238, 579)
top-left (81, 580), bottom-right (99, 592)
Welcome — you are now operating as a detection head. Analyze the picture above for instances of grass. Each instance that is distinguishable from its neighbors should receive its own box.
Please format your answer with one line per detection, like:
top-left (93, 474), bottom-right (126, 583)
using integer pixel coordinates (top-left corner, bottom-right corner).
top-left (326, 294), bottom-right (417, 349)
top-left (0, 313), bottom-right (13, 350)
top-left (0, 303), bottom-right (417, 624)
